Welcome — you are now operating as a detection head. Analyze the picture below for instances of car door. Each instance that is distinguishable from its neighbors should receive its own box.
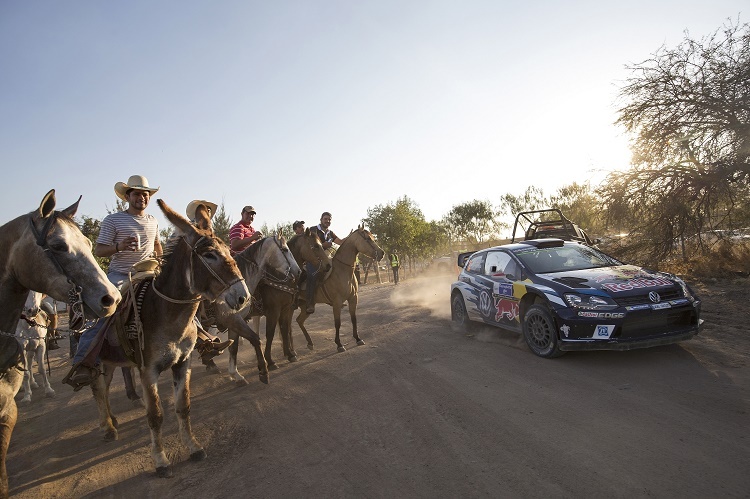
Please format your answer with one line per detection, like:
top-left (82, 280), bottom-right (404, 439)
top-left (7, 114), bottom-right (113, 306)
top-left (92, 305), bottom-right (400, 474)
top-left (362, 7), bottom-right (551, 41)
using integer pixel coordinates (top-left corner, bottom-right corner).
top-left (483, 251), bottom-right (521, 327)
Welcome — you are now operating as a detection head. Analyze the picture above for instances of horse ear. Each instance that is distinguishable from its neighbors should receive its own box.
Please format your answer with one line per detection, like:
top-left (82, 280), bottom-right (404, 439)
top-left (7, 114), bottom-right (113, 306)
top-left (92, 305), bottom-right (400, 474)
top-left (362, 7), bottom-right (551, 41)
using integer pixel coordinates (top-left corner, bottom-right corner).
top-left (60, 195), bottom-right (82, 219)
top-left (277, 227), bottom-right (282, 238)
top-left (157, 199), bottom-right (195, 235)
top-left (358, 224), bottom-right (363, 231)
top-left (193, 204), bottom-right (212, 231)
top-left (349, 229), bottom-right (354, 235)
top-left (38, 189), bottom-right (56, 218)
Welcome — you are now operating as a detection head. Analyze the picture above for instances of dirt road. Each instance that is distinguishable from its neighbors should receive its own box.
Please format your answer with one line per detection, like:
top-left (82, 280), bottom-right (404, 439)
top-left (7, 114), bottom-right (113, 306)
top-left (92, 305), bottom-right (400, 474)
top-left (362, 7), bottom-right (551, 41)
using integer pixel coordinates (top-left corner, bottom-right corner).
top-left (7, 274), bottom-right (749, 498)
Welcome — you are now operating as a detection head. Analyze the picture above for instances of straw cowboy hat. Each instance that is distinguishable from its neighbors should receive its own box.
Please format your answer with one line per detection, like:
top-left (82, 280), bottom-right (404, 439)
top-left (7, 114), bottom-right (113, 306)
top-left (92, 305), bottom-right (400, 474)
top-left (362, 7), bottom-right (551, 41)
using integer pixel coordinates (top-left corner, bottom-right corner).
top-left (114, 175), bottom-right (160, 201)
top-left (186, 200), bottom-right (218, 221)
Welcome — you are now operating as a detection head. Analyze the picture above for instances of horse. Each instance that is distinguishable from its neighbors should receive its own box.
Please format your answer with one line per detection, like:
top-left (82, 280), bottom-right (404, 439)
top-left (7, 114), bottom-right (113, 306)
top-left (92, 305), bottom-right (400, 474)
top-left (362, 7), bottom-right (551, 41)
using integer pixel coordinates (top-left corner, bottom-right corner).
top-left (0, 189), bottom-right (120, 498)
top-left (225, 231), bottom-right (329, 384)
top-left (295, 226), bottom-right (384, 352)
top-left (88, 200), bottom-right (249, 478)
top-left (15, 292), bottom-right (55, 403)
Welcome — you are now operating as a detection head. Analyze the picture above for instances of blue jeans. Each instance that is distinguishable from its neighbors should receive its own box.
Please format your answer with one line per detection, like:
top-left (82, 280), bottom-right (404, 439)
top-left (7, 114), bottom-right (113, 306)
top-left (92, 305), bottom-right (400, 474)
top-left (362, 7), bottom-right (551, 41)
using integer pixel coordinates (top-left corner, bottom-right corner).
top-left (72, 271), bottom-right (128, 365)
top-left (305, 262), bottom-right (318, 308)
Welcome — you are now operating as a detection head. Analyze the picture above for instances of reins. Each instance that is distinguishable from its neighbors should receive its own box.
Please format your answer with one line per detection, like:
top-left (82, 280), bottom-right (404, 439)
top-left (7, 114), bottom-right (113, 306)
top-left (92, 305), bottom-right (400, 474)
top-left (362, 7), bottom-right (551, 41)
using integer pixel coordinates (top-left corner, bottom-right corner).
top-left (151, 235), bottom-right (243, 304)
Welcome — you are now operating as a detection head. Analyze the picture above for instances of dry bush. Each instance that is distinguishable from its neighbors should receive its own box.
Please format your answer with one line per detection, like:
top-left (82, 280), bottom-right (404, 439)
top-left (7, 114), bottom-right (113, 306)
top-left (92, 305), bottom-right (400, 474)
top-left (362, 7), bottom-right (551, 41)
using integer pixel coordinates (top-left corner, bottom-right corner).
top-left (663, 240), bottom-right (750, 278)
top-left (603, 239), bottom-right (750, 278)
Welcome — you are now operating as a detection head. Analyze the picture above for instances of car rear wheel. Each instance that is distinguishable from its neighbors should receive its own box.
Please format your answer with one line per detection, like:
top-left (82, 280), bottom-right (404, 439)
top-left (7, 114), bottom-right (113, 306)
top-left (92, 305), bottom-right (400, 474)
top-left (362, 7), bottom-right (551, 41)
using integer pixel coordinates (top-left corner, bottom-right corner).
top-left (451, 293), bottom-right (474, 332)
top-left (522, 304), bottom-right (564, 358)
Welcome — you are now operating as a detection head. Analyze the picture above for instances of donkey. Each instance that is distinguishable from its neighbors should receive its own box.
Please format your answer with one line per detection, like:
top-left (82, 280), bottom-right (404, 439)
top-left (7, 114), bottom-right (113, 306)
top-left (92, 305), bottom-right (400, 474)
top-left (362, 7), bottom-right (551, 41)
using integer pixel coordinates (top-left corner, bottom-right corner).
top-left (16, 292), bottom-right (55, 403)
top-left (0, 189), bottom-right (120, 498)
top-left (296, 226), bottom-right (384, 352)
top-left (88, 200), bottom-right (249, 478)
top-left (225, 231), bottom-right (329, 384)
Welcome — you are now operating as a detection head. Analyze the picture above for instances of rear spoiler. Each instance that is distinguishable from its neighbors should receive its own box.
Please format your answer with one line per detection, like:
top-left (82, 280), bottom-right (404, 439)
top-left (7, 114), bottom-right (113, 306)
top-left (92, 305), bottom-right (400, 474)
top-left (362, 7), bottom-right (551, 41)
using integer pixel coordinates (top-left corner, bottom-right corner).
top-left (457, 251), bottom-right (476, 268)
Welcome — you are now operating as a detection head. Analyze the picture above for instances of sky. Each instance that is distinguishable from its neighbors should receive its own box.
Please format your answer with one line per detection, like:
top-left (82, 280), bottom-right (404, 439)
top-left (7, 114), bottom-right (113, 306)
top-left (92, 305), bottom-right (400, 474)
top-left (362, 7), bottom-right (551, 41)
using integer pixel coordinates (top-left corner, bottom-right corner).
top-left (0, 1), bottom-right (745, 236)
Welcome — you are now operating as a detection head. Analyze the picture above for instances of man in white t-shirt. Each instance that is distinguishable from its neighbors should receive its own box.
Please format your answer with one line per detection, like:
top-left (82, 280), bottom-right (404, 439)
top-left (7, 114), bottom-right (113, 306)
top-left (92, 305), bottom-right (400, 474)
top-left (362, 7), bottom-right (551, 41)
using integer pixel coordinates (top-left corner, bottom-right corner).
top-left (64, 175), bottom-right (163, 390)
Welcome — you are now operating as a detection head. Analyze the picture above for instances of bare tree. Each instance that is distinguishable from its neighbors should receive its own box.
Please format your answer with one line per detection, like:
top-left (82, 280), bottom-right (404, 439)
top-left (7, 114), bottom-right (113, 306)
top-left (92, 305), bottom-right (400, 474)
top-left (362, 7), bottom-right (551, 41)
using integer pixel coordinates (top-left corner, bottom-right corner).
top-left (601, 19), bottom-right (750, 262)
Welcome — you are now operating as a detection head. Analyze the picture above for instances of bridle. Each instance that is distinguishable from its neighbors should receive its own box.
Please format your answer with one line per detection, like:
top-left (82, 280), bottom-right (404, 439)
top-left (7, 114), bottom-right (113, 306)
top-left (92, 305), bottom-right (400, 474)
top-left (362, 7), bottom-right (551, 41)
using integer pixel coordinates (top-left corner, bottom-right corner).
top-left (29, 213), bottom-right (92, 332)
top-left (152, 235), bottom-right (244, 304)
top-left (238, 236), bottom-right (299, 285)
top-left (302, 236), bottom-right (329, 273)
top-left (333, 229), bottom-right (380, 268)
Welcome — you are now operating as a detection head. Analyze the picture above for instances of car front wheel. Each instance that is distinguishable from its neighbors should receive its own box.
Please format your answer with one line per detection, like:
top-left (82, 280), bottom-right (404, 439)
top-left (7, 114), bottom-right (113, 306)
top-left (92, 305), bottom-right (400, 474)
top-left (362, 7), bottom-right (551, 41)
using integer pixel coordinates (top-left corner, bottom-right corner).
top-left (451, 293), bottom-right (474, 332)
top-left (522, 304), bottom-right (564, 358)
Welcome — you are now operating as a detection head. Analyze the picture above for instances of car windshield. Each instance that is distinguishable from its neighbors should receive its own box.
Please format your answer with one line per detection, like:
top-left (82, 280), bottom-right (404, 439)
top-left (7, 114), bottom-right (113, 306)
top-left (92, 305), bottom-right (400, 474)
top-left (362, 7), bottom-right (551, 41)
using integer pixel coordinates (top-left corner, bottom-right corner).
top-left (514, 244), bottom-right (620, 274)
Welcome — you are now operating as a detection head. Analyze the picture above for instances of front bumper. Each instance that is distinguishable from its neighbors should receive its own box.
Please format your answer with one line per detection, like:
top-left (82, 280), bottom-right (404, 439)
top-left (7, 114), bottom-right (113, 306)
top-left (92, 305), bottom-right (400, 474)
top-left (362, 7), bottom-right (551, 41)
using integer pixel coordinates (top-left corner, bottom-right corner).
top-left (558, 321), bottom-right (702, 351)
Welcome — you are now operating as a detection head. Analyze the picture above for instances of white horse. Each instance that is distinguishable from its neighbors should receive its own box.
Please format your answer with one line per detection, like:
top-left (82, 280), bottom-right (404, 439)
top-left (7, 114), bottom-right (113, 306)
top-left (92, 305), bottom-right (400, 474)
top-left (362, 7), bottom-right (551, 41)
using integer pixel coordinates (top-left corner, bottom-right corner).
top-left (15, 292), bottom-right (56, 403)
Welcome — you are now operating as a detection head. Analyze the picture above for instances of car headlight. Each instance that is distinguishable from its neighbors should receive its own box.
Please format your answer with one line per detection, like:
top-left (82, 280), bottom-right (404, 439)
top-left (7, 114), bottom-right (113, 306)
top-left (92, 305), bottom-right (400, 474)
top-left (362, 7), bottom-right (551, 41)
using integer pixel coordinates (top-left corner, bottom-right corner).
top-left (564, 293), bottom-right (618, 310)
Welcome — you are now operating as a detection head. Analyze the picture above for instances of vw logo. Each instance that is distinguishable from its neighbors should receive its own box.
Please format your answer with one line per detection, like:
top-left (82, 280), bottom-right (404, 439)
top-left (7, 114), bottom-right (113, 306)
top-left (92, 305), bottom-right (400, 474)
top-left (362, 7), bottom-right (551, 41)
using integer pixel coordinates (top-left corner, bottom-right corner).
top-left (479, 291), bottom-right (493, 317)
top-left (649, 291), bottom-right (661, 303)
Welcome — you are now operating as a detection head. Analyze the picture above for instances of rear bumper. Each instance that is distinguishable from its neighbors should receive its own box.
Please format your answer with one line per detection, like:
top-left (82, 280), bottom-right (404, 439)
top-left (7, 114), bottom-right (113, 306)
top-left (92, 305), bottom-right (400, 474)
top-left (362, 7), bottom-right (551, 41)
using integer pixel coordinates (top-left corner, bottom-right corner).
top-left (559, 321), bottom-right (702, 352)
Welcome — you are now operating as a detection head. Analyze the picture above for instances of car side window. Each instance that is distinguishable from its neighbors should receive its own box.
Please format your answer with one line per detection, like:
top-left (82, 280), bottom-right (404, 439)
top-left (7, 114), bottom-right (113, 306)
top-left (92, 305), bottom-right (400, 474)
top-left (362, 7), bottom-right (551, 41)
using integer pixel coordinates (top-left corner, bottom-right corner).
top-left (484, 251), bottom-right (513, 277)
top-left (464, 253), bottom-right (485, 274)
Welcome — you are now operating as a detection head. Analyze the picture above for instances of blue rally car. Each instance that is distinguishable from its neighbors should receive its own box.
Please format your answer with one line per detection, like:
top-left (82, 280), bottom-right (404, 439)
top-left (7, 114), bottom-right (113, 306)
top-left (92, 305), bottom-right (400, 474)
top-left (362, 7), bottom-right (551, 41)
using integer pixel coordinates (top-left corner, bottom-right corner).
top-left (450, 239), bottom-right (703, 358)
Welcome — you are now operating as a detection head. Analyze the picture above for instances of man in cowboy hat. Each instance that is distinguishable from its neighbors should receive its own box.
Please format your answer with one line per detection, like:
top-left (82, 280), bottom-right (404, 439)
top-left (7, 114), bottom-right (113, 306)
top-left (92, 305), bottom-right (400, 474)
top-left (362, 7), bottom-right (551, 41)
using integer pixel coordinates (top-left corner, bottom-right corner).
top-left (229, 205), bottom-right (263, 256)
top-left (181, 200), bottom-right (233, 373)
top-left (64, 174), bottom-right (164, 391)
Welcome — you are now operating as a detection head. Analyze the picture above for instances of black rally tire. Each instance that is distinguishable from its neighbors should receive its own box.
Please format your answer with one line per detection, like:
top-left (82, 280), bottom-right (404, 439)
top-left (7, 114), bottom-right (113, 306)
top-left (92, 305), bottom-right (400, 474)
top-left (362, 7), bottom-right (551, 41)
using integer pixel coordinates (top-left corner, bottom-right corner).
top-left (522, 304), bottom-right (564, 358)
top-left (451, 293), bottom-right (475, 332)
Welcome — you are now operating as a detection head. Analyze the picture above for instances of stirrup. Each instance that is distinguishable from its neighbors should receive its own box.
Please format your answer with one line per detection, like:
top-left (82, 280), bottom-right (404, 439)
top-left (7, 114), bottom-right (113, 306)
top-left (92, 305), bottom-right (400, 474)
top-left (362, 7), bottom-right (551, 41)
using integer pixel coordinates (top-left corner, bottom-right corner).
top-left (62, 364), bottom-right (100, 392)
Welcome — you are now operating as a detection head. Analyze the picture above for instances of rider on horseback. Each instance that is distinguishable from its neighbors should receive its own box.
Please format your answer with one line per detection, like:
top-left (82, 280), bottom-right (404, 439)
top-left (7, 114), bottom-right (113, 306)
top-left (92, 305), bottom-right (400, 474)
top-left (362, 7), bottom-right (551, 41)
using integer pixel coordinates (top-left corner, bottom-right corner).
top-left (305, 212), bottom-right (342, 314)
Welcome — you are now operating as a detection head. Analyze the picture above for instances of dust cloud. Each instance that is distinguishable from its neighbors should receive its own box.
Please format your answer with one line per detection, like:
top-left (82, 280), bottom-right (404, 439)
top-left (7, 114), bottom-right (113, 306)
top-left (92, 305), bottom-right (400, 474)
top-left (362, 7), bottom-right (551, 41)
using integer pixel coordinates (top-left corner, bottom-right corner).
top-left (389, 273), bottom-right (455, 319)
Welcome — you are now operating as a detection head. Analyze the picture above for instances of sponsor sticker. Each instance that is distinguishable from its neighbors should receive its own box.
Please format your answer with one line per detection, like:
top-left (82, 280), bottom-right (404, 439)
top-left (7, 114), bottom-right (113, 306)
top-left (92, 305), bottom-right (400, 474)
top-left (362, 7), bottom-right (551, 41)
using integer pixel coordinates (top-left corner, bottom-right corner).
top-left (578, 311), bottom-right (625, 319)
top-left (625, 304), bottom-right (652, 311)
top-left (560, 324), bottom-right (571, 337)
top-left (651, 302), bottom-right (671, 310)
top-left (600, 277), bottom-right (674, 293)
top-left (479, 291), bottom-right (493, 318)
top-left (593, 324), bottom-right (615, 339)
top-left (493, 282), bottom-right (514, 298)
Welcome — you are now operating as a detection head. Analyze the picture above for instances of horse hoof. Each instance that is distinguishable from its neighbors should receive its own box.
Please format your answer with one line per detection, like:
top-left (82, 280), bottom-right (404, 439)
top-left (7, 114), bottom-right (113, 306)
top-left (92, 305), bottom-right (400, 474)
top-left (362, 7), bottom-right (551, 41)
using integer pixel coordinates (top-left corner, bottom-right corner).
top-left (288, 356), bottom-right (298, 363)
top-left (45, 390), bottom-right (56, 398)
top-left (259, 374), bottom-right (269, 385)
top-left (356, 339), bottom-right (365, 346)
top-left (307, 343), bottom-right (314, 351)
top-left (20, 397), bottom-right (31, 405)
top-left (236, 378), bottom-right (249, 387)
top-left (103, 429), bottom-right (118, 441)
top-left (337, 346), bottom-right (346, 353)
top-left (268, 363), bottom-right (279, 371)
top-left (156, 466), bottom-right (173, 478)
top-left (190, 449), bottom-right (207, 462)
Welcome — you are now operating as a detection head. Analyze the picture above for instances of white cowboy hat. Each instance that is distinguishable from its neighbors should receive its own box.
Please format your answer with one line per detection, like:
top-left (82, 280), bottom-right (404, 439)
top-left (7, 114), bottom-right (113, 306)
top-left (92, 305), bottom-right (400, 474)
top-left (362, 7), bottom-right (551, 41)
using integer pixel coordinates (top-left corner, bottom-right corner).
top-left (186, 199), bottom-right (218, 220)
top-left (114, 175), bottom-right (160, 201)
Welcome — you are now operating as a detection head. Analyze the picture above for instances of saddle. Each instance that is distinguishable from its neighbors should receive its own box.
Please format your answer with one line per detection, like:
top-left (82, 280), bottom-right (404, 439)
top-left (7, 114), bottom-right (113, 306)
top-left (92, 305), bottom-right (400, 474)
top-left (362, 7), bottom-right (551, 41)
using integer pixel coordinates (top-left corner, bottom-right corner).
top-left (98, 259), bottom-right (161, 367)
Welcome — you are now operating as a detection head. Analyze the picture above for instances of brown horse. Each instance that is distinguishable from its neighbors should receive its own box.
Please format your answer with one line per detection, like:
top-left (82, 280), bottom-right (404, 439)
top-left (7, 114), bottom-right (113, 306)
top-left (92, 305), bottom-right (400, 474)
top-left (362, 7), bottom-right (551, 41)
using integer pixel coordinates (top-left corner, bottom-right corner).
top-left (296, 226), bottom-right (384, 352)
top-left (226, 230), bottom-right (329, 383)
top-left (88, 200), bottom-right (249, 478)
top-left (0, 190), bottom-right (120, 498)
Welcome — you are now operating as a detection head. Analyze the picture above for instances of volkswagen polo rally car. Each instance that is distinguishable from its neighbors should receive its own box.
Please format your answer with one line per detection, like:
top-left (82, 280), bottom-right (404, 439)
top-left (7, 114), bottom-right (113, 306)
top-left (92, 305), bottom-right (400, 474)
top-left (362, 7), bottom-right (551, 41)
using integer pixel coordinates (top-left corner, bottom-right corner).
top-left (450, 239), bottom-right (702, 358)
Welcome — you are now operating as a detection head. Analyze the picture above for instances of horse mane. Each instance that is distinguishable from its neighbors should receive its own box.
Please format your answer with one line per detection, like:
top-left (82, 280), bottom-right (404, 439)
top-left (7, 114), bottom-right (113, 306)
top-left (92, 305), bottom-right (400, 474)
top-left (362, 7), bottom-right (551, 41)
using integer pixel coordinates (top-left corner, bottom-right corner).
top-left (238, 237), bottom-right (267, 261)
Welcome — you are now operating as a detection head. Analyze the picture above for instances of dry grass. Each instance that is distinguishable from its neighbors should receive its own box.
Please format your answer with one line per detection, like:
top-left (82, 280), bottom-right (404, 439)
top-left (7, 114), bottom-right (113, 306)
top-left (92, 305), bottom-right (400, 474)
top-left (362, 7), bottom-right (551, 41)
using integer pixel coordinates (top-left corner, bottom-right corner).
top-left (662, 240), bottom-right (750, 278)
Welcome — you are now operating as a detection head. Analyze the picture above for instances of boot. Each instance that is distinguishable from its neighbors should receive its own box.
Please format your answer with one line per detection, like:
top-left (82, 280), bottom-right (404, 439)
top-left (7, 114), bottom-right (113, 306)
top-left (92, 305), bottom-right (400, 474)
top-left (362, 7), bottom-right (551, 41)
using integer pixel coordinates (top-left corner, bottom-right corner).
top-left (62, 364), bottom-right (100, 391)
